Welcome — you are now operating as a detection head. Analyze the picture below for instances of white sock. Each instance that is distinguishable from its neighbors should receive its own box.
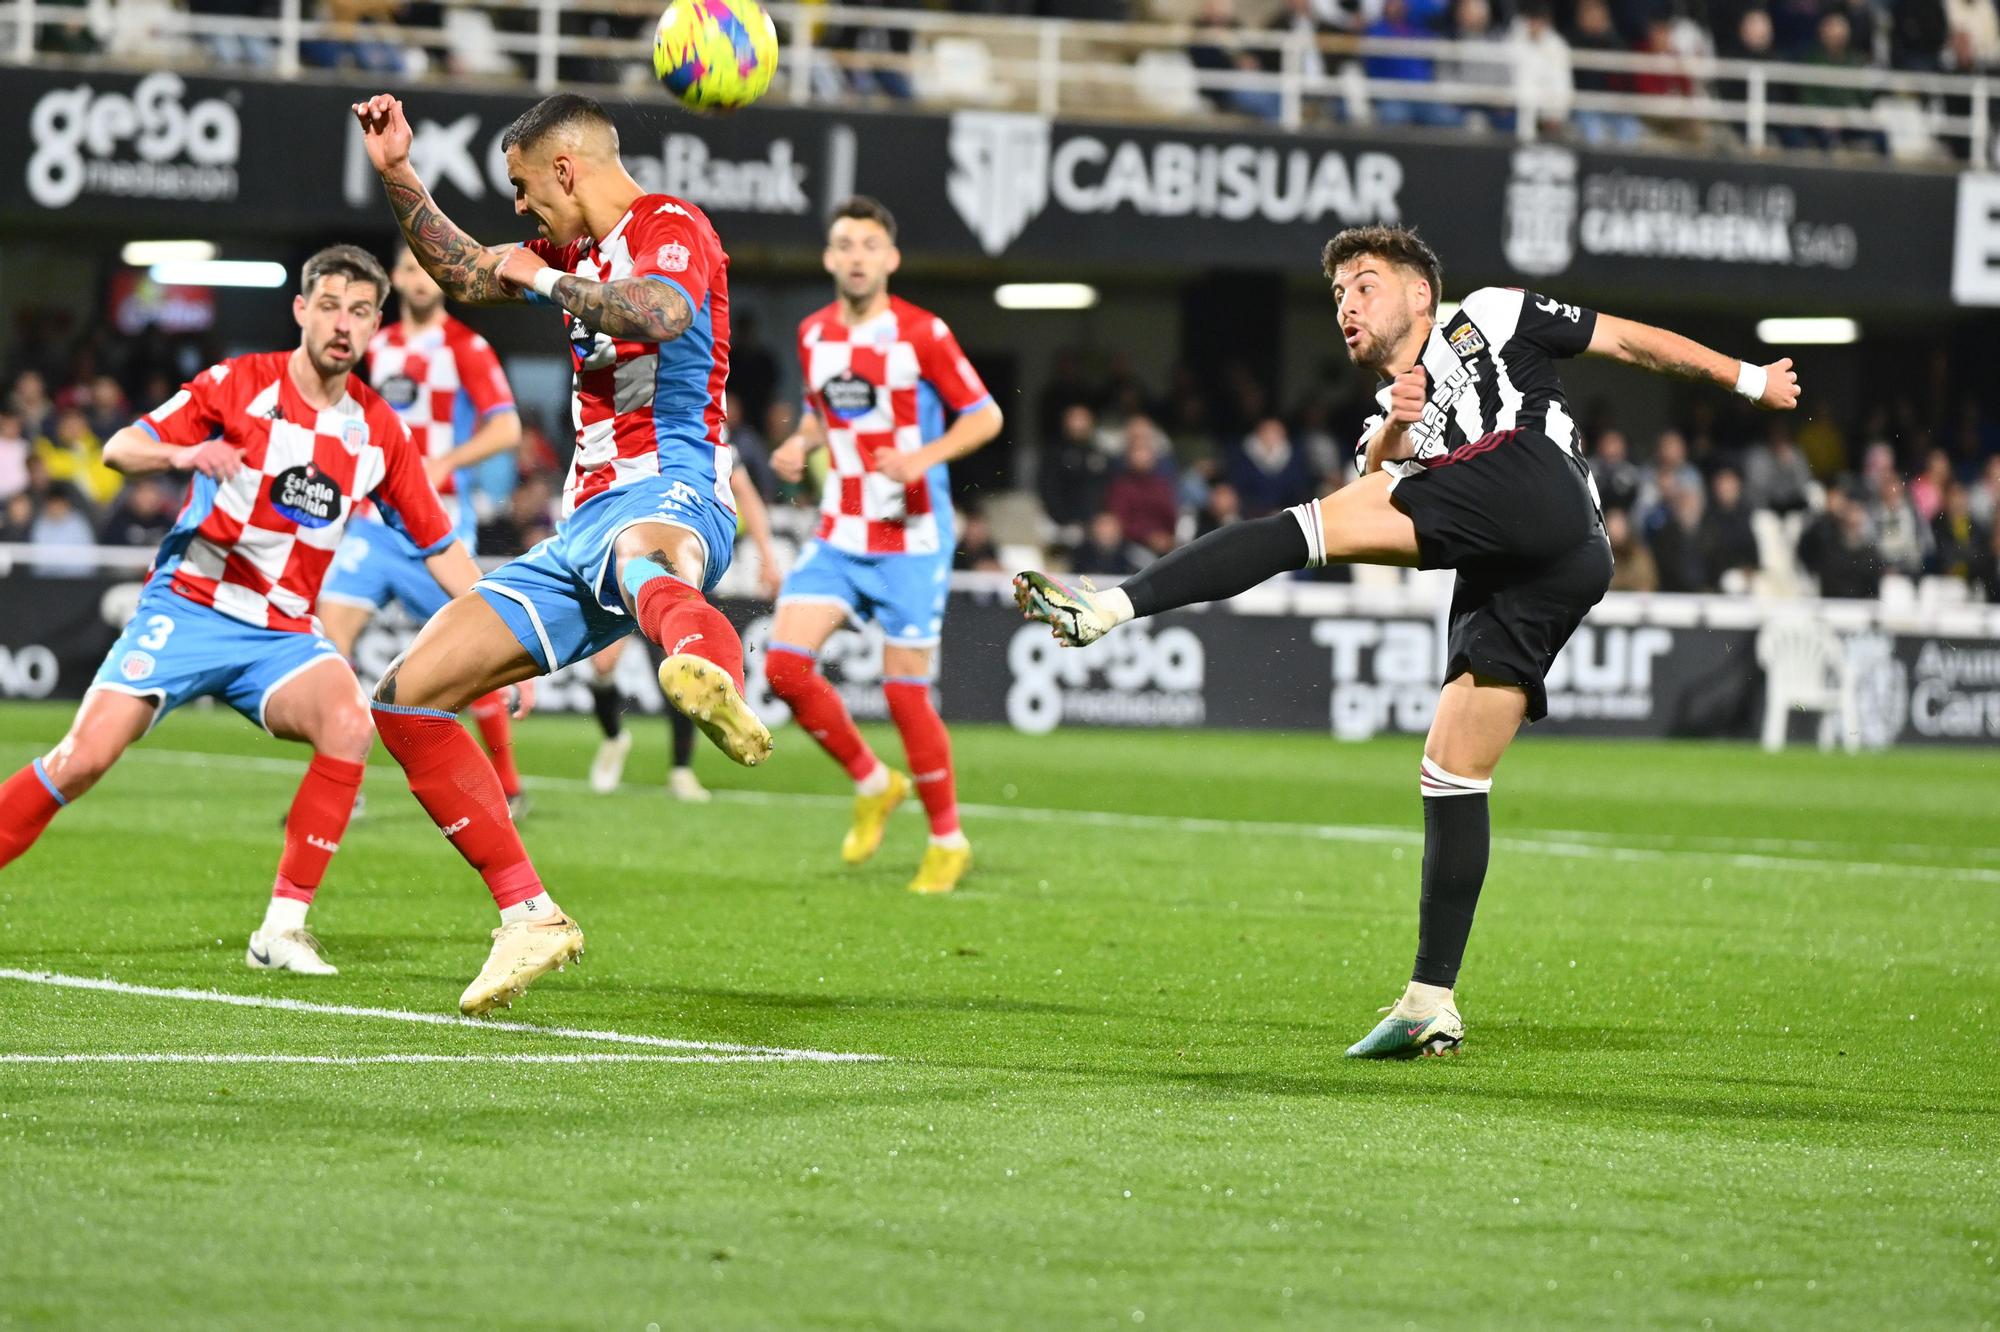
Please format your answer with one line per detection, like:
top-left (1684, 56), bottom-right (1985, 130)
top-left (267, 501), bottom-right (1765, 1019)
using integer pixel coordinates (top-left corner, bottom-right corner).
top-left (500, 891), bottom-right (558, 925)
top-left (1096, 586), bottom-right (1135, 626)
top-left (1398, 980), bottom-right (1455, 1017)
top-left (260, 896), bottom-right (309, 935)
top-left (929, 830), bottom-right (970, 851)
top-left (855, 762), bottom-right (891, 797)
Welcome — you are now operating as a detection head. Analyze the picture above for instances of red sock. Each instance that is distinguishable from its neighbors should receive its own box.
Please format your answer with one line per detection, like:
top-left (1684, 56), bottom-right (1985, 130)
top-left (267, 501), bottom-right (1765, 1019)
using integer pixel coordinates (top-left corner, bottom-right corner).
top-left (766, 645), bottom-right (878, 780)
top-left (885, 679), bottom-right (958, 836)
top-left (468, 692), bottom-right (522, 798)
top-left (272, 754), bottom-right (366, 905)
top-left (0, 761), bottom-right (67, 871)
top-left (635, 575), bottom-right (745, 690)
top-left (373, 705), bottom-right (543, 910)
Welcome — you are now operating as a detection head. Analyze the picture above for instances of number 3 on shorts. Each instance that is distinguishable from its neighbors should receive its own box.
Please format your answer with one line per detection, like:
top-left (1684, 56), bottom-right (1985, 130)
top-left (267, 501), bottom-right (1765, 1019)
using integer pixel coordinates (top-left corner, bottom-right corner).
top-left (136, 615), bottom-right (175, 651)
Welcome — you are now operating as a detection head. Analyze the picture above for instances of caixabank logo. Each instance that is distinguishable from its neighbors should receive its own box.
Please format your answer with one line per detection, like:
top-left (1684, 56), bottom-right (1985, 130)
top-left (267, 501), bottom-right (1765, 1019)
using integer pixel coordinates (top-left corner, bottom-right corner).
top-left (26, 72), bottom-right (240, 209)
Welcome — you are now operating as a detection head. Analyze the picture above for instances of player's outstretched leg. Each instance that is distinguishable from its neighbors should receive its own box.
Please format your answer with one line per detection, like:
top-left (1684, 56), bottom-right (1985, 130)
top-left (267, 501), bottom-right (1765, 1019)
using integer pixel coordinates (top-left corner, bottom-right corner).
top-left (468, 688), bottom-right (530, 819)
top-left (884, 673), bottom-right (969, 895)
top-left (765, 642), bottom-right (906, 864)
top-left (0, 690), bottom-right (154, 873)
top-left (255, 659), bottom-right (375, 977)
top-left (666, 709), bottom-right (709, 802)
top-left (1346, 675), bottom-right (1523, 1060)
top-left (1016, 476), bottom-right (1419, 646)
top-left (372, 594), bottom-right (583, 1014)
top-left (585, 643), bottom-right (632, 794)
top-left (616, 525), bottom-right (771, 767)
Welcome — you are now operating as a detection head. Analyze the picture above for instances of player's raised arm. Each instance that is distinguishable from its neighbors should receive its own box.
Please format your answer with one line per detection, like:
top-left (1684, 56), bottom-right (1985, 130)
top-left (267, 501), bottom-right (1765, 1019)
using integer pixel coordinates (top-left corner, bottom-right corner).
top-left (353, 94), bottom-right (517, 306)
top-left (1586, 313), bottom-right (1801, 411)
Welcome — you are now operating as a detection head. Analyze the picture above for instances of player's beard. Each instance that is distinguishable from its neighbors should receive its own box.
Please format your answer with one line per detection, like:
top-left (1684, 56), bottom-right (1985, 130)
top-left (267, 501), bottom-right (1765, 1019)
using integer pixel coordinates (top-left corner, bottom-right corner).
top-left (308, 334), bottom-right (360, 380)
top-left (403, 293), bottom-right (443, 324)
top-left (1351, 308), bottom-right (1413, 374)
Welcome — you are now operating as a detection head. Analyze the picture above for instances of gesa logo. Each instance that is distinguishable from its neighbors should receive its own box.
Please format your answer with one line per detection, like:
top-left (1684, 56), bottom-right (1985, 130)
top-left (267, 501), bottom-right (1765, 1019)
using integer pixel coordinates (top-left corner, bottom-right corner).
top-left (26, 72), bottom-right (240, 209)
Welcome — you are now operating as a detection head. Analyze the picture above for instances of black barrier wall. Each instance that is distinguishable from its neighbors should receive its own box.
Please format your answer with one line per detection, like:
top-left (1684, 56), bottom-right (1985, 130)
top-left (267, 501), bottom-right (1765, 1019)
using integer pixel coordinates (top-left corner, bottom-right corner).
top-left (1, 68), bottom-right (1966, 308)
top-left (6, 573), bottom-right (1996, 745)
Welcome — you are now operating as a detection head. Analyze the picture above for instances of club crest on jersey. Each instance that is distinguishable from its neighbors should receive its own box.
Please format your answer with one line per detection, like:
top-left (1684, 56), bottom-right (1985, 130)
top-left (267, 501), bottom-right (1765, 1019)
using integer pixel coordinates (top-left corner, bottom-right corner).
top-left (1447, 322), bottom-right (1487, 360)
top-left (821, 371), bottom-right (877, 422)
top-left (119, 650), bottom-right (155, 681)
top-left (270, 463), bottom-right (343, 528)
top-left (341, 418), bottom-right (369, 455)
top-left (658, 241), bottom-right (690, 273)
top-left (375, 374), bottom-right (419, 411)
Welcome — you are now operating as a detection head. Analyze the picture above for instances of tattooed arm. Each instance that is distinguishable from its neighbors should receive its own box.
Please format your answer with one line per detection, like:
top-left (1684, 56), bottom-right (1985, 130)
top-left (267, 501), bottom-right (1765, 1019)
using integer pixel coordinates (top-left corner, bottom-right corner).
top-left (1587, 314), bottom-right (1801, 409)
top-left (549, 275), bottom-right (694, 343)
top-left (353, 93), bottom-right (516, 305)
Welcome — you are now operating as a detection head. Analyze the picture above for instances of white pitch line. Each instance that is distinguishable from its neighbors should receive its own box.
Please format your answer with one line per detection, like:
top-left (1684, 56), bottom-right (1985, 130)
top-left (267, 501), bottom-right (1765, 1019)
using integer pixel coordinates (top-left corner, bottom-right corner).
top-left (22, 744), bottom-right (2000, 886)
top-left (0, 1052), bottom-right (800, 1066)
top-left (0, 970), bottom-right (886, 1064)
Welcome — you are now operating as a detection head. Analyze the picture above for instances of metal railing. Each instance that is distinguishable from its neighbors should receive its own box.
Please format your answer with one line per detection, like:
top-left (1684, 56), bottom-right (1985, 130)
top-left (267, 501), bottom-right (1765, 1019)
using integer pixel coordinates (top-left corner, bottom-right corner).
top-left (2, 0), bottom-right (1991, 162)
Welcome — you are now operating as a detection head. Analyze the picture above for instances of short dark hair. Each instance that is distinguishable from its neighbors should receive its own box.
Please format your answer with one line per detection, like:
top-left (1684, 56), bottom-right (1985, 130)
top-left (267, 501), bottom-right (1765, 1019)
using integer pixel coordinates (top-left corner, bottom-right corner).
top-left (501, 93), bottom-right (617, 156)
top-left (829, 195), bottom-right (897, 243)
top-left (300, 244), bottom-right (388, 303)
top-left (1321, 225), bottom-right (1444, 315)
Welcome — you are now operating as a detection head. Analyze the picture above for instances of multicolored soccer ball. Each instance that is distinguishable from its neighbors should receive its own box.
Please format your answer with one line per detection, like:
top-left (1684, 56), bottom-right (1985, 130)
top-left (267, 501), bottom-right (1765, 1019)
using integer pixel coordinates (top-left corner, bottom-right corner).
top-left (653, 0), bottom-right (779, 111)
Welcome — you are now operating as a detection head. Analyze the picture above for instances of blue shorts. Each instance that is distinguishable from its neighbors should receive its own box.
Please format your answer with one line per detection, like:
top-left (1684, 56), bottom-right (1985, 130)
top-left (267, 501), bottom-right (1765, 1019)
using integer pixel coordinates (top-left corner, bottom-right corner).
top-left (90, 586), bottom-right (345, 733)
top-left (474, 472), bottom-right (737, 673)
top-left (321, 517), bottom-right (458, 622)
top-left (778, 541), bottom-right (952, 647)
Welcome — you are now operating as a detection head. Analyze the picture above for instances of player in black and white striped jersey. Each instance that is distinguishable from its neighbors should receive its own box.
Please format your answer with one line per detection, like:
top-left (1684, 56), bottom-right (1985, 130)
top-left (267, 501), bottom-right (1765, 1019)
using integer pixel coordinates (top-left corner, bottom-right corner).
top-left (1015, 224), bottom-right (1801, 1059)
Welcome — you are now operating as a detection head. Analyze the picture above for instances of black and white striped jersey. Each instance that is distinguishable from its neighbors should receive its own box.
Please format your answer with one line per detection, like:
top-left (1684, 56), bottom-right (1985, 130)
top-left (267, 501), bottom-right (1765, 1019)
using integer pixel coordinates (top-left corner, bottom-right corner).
top-left (1363, 286), bottom-right (1597, 483)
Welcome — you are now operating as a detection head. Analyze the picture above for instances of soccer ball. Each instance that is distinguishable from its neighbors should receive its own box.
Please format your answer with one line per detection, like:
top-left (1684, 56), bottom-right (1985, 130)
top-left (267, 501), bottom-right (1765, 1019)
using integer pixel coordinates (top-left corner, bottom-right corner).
top-left (653, 0), bottom-right (779, 111)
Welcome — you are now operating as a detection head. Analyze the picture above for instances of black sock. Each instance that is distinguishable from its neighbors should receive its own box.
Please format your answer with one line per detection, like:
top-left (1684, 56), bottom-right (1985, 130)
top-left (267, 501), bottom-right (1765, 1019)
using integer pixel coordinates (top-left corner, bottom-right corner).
top-left (590, 681), bottom-right (624, 740)
top-left (1122, 512), bottom-right (1311, 619)
top-left (1411, 793), bottom-right (1490, 988)
top-left (670, 709), bottom-right (695, 768)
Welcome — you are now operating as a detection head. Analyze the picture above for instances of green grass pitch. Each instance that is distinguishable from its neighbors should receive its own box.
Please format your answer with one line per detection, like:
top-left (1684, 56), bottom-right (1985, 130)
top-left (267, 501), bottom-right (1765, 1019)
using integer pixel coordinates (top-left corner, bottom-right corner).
top-left (0, 700), bottom-right (1994, 1329)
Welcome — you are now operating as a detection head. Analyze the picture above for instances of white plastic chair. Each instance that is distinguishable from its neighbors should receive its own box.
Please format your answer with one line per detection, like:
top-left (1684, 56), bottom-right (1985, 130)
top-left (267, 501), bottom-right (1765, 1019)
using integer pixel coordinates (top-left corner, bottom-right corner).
top-left (920, 37), bottom-right (1007, 105)
top-left (1755, 617), bottom-right (1859, 753)
top-left (1133, 50), bottom-right (1204, 116)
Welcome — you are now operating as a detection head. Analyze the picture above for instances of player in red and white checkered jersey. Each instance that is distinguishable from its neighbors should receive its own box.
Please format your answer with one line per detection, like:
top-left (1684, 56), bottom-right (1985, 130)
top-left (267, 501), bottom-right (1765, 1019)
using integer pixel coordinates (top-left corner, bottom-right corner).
top-left (320, 246), bottom-right (529, 815)
top-left (767, 198), bottom-right (1004, 897)
top-left (354, 90), bottom-right (774, 1013)
top-left (0, 247), bottom-right (486, 979)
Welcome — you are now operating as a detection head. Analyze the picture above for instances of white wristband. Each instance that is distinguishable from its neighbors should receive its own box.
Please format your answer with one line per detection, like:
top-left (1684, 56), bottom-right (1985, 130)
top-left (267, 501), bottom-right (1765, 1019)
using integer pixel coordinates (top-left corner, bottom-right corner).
top-left (1734, 360), bottom-right (1767, 402)
top-left (532, 267), bottom-right (563, 301)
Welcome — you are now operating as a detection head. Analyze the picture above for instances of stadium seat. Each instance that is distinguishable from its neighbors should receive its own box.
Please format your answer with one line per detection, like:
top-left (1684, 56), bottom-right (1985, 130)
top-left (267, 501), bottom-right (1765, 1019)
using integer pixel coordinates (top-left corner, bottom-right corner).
top-left (918, 36), bottom-right (1009, 105)
top-left (1133, 50), bottom-right (1204, 117)
top-left (1754, 617), bottom-right (1859, 754)
top-left (1918, 575), bottom-right (1970, 608)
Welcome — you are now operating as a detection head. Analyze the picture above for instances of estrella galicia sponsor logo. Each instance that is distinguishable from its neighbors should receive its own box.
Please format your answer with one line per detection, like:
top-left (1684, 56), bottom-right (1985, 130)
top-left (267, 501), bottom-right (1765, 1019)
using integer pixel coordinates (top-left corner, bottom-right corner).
top-left (947, 112), bottom-right (1404, 257)
top-left (270, 464), bottom-right (343, 528)
top-left (1005, 621), bottom-right (1204, 734)
top-left (820, 371), bottom-right (877, 422)
top-left (27, 72), bottom-right (240, 209)
top-left (120, 650), bottom-right (156, 682)
top-left (376, 374), bottom-right (419, 410)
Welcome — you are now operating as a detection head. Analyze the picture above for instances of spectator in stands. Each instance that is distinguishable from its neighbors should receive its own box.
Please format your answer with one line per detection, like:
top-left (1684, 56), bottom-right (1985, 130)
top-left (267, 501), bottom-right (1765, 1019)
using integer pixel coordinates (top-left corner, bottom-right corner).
top-left (1637, 429), bottom-right (1700, 528)
top-left (1720, 9), bottom-right (1807, 148)
top-left (1975, 522), bottom-right (2000, 601)
top-left (1798, 485), bottom-right (1883, 598)
top-left (38, 408), bottom-right (121, 509)
top-left (1442, 0), bottom-right (1514, 130)
top-left (98, 476), bottom-right (179, 548)
top-left (0, 492), bottom-right (32, 544)
top-left (1799, 11), bottom-right (1882, 152)
top-left (1868, 472), bottom-right (1930, 576)
top-left (1103, 418), bottom-right (1181, 554)
top-left (1367, 0), bottom-right (1460, 127)
top-left (1930, 479), bottom-right (1989, 579)
top-left (1631, 14), bottom-right (1694, 131)
top-left (1511, 0), bottom-right (1575, 138)
top-left (1605, 507), bottom-right (1659, 592)
top-left (1970, 454), bottom-right (2000, 527)
top-left (1589, 428), bottom-right (1642, 512)
top-left (1194, 479), bottom-right (1242, 537)
top-left (301, 0), bottom-right (408, 73)
top-left (1190, 0), bottom-right (1283, 121)
top-left (954, 511), bottom-right (1003, 574)
top-left (1910, 446), bottom-right (1954, 521)
top-left (1766, 0), bottom-right (1824, 56)
top-left (28, 483), bottom-right (96, 578)
top-left (1894, 0), bottom-right (1950, 71)
top-left (476, 473), bottom-right (555, 559)
top-left (8, 371), bottom-right (54, 444)
top-left (1040, 403), bottom-right (1112, 531)
top-left (1228, 417), bottom-right (1315, 517)
top-left (0, 412), bottom-right (28, 501)
top-left (1071, 511), bottom-right (1139, 576)
top-left (1741, 424), bottom-right (1814, 513)
top-left (1946, 0), bottom-right (2000, 71)
top-left (1569, 0), bottom-right (1643, 144)
top-left (1699, 467), bottom-right (1762, 584)
top-left (81, 375), bottom-right (131, 443)
top-left (188, 0), bottom-right (278, 70)
top-left (1265, 0), bottom-right (1342, 104)
top-left (823, 0), bottom-right (917, 99)
top-left (1649, 479), bottom-right (1710, 592)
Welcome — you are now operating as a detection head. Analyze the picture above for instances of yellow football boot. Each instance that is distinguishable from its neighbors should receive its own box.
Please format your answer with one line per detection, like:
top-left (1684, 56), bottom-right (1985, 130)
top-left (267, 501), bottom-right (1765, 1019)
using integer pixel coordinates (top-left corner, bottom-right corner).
top-left (907, 841), bottom-right (972, 895)
top-left (841, 770), bottom-right (910, 865)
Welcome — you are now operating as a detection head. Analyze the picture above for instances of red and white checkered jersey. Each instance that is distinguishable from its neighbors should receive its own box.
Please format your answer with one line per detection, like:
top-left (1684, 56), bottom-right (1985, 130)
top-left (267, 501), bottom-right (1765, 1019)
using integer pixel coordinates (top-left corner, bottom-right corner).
top-left (799, 296), bottom-right (991, 555)
top-left (365, 314), bottom-right (514, 523)
top-left (525, 193), bottom-right (733, 522)
top-left (138, 351), bottom-right (454, 632)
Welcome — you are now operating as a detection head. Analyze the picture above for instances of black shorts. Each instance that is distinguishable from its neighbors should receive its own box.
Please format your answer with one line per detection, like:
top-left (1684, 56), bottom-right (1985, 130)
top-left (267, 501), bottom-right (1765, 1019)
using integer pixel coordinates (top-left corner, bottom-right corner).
top-left (1389, 430), bottom-right (1614, 722)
